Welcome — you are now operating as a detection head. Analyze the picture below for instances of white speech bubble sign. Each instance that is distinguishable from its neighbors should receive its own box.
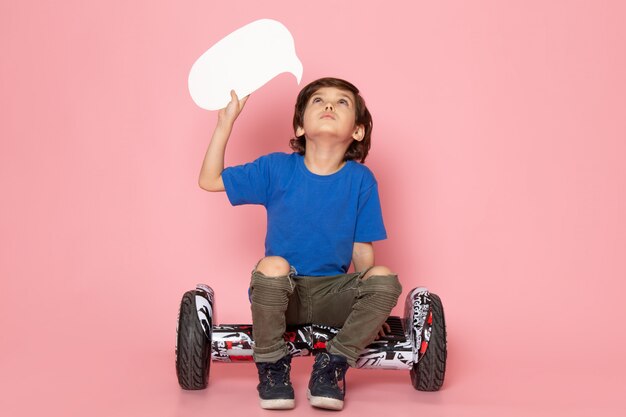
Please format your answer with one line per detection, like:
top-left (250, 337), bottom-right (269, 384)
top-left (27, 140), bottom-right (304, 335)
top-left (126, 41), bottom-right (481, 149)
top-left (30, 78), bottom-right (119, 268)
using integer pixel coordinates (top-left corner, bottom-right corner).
top-left (188, 19), bottom-right (303, 111)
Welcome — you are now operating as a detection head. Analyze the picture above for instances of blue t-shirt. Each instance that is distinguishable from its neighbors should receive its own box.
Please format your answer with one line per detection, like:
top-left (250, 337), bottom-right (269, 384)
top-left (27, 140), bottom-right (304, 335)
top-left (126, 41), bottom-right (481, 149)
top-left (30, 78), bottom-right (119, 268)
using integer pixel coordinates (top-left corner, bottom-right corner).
top-left (222, 152), bottom-right (387, 276)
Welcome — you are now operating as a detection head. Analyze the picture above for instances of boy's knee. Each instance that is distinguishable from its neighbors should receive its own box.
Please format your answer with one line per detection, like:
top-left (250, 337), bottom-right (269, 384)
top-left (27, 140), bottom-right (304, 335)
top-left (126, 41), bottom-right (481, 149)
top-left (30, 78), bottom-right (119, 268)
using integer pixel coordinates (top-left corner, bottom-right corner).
top-left (250, 256), bottom-right (294, 304)
top-left (361, 265), bottom-right (395, 280)
top-left (360, 267), bottom-right (402, 300)
top-left (254, 256), bottom-right (291, 277)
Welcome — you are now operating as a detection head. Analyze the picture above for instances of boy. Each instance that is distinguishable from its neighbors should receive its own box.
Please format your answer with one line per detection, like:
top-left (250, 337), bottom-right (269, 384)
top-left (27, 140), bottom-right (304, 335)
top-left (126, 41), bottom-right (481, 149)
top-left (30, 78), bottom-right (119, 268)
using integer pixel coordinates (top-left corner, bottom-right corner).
top-left (198, 77), bottom-right (402, 410)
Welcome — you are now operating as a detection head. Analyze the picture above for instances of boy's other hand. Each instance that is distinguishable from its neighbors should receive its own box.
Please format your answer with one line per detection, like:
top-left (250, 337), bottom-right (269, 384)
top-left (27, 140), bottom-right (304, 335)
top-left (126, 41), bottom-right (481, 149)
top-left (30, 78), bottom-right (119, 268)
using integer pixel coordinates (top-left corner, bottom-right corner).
top-left (218, 90), bottom-right (249, 127)
top-left (375, 322), bottom-right (391, 340)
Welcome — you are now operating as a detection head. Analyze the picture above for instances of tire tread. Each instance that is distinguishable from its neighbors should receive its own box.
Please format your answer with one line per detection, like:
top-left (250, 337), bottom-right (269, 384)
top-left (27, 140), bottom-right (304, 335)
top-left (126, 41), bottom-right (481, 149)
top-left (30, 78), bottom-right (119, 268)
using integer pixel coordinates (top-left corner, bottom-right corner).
top-left (410, 293), bottom-right (446, 391)
top-left (176, 291), bottom-right (211, 390)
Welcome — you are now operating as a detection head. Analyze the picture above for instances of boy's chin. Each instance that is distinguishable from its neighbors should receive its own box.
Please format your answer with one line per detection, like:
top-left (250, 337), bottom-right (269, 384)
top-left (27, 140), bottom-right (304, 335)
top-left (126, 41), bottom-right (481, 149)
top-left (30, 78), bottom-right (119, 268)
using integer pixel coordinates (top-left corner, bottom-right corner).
top-left (305, 132), bottom-right (354, 144)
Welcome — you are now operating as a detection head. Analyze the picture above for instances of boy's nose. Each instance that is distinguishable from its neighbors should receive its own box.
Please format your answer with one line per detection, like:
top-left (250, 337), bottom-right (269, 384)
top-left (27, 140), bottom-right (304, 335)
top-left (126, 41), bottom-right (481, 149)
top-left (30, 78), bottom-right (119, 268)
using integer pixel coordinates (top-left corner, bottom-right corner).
top-left (325, 103), bottom-right (334, 111)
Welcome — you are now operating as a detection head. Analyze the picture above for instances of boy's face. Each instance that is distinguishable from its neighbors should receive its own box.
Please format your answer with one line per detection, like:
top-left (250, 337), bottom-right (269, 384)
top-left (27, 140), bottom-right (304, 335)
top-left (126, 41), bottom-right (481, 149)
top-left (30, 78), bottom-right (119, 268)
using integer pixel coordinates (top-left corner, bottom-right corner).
top-left (296, 87), bottom-right (364, 143)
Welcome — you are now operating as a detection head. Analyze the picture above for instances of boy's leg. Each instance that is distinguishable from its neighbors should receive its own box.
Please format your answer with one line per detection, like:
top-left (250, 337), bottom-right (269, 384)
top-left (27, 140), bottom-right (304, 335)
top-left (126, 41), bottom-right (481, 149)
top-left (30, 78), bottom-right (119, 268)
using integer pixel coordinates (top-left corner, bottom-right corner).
top-left (324, 266), bottom-right (402, 366)
top-left (304, 267), bottom-right (402, 365)
top-left (249, 256), bottom-right (297, 409)
top-left (249, 256), bottom-right (295, 362)
top-left (306, 267), bottom-right (401, 410)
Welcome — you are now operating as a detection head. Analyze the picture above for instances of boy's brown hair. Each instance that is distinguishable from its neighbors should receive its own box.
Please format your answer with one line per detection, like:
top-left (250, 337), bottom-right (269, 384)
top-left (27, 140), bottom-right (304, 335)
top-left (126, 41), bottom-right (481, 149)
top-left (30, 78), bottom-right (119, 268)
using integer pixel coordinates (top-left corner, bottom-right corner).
top-left (290, 77), bottom-right (373, 163)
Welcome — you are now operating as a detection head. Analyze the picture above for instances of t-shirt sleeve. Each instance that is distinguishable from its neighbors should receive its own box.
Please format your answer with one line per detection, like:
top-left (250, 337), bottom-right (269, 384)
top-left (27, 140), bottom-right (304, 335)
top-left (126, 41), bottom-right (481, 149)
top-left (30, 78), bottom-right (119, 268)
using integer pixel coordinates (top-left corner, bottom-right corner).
top-left (221, 155), bottom-right (271, 206)
top-left (354, 181), bottom-right (387, 242)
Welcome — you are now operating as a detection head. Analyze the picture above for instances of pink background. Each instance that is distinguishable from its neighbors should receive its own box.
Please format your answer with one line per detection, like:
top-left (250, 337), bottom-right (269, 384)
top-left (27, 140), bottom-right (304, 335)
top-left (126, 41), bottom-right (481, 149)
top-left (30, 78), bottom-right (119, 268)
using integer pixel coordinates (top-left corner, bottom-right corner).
top-left (2, 1), bottom-right (625, 416)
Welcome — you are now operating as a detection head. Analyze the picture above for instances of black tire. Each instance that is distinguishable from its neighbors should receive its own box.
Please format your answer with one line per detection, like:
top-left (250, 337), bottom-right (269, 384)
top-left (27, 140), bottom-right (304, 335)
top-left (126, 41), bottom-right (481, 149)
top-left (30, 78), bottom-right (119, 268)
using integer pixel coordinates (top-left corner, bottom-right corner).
top-left (410, 293), bottom-right (446, 391)
top-left (176, 291), bottom-right (211, 390)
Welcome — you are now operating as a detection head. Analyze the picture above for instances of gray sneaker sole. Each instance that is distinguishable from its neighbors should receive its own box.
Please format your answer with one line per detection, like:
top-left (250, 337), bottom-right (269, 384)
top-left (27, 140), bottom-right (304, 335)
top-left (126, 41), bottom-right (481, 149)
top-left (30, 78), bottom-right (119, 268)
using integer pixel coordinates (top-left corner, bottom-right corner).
top-left (307, 389), bottom-right (344, 410)
top-left (259, 398), bottom-right (295, 409)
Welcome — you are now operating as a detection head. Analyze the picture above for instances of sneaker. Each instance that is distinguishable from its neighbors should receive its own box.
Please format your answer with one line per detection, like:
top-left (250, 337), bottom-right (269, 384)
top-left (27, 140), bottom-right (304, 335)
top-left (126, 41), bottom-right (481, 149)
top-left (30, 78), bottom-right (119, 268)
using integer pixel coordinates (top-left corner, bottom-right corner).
top-left (255, 355), bottom-right (295, 409)
top-left (307, 352), bottom-right (349, 410)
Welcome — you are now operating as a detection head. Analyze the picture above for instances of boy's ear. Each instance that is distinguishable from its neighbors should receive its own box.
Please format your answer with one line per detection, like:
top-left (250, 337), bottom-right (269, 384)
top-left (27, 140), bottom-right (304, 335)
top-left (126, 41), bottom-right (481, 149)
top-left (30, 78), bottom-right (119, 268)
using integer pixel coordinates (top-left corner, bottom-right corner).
top-left (296, 126), bottom-right (305, 137)
top-left (352, 125), bottom-right (365, 141)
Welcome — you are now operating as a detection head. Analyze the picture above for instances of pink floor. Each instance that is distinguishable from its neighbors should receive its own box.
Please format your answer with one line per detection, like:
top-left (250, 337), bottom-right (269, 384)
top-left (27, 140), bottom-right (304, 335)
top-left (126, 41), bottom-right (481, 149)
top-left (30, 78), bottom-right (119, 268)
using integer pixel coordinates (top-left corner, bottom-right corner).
top-left (2, 288), bottom-right (625, 417)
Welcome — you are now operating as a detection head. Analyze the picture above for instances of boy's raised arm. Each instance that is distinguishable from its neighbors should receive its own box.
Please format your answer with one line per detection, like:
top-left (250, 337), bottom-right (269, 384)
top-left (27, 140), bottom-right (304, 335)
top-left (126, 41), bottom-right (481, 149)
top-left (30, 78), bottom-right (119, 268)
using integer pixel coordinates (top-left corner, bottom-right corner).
top-left (198, 90), bottom-right (249, 192)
